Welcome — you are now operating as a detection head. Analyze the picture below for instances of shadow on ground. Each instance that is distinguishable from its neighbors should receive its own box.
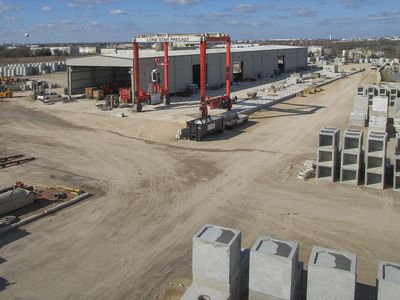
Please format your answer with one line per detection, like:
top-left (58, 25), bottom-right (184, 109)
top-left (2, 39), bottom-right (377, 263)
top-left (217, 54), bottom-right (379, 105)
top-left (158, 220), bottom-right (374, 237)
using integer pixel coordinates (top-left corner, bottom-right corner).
top-left (0, 277), bottom-right (15, 292)
top-left (0, 228), bottom-right (30, 248)
top-left (201, 120), bottom-right (257, 141)
top-left (251, 102), bottom-right (325, 120)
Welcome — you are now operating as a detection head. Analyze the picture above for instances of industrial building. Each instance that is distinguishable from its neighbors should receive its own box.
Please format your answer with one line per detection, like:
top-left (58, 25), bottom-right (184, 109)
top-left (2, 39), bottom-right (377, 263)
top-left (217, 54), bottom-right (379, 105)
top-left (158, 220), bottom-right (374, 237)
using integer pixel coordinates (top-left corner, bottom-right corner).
top-left (66, 44), bottom-right (307, 95)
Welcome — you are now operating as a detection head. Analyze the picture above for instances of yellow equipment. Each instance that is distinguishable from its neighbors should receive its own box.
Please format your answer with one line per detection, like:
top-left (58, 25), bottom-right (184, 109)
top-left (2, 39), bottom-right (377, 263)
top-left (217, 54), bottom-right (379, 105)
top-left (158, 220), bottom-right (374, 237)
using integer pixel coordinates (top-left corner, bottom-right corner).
top-left (0, 85), bottom-right (13, 98)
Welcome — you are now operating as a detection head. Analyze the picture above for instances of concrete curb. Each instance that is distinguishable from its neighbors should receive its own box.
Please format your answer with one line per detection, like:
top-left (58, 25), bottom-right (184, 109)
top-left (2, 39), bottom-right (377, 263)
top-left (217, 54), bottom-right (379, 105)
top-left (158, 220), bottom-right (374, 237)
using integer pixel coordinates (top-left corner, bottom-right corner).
top-left (0, 192), bottom-right (91, 235)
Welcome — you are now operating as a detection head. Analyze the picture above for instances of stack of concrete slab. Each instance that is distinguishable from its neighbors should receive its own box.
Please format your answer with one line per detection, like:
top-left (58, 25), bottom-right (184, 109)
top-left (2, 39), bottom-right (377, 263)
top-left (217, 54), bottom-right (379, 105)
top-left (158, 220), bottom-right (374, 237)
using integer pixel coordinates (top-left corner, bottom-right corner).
top-left (307, 246), bottom-right (357, 300)
top-left (394, 98), bottom-right (400, 133)
top-left (340, 129), bottom-right (363, 185)
top-left (377, 261), bottom-right (400, 299)
top-left (181, 224), bottom-right (242, 300)
top-left (365, 131), bottom-right (388, 189)
top-left (316, 127), bottom-right (340, 182)
top-left (369, 96), bottom-right (388, 132)
top-left (349, 113), bottom-right (367, 128)
top-left (248, 236), bottom-right (302, 300)
top-left (369, 115), bottom-right (387, 132)
top-left (349, 95), bottom-right (369, 128)
top-left (394, 134), bottom-right (400, 192)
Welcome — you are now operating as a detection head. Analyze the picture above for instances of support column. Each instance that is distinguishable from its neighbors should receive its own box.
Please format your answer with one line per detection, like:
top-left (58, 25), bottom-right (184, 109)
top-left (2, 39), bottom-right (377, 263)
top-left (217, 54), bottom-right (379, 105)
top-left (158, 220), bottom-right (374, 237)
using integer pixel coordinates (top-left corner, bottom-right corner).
top-left (200, 40), bottom-right (207, 103)
top-left (163, 42), bottom-right (169, 96)
top-left (225, 38), bottom-right (231, 99)
top-left (133, 42), bottom-right (140, 99)
top-left (67, 66), bottom-right (72, 97)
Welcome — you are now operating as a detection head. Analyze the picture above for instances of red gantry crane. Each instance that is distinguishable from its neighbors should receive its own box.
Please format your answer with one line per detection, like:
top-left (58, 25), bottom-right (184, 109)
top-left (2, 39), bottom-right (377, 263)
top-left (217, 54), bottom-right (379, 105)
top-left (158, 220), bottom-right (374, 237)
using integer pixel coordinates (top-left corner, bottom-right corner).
top-left (132, 33), bottom-right (233, 116)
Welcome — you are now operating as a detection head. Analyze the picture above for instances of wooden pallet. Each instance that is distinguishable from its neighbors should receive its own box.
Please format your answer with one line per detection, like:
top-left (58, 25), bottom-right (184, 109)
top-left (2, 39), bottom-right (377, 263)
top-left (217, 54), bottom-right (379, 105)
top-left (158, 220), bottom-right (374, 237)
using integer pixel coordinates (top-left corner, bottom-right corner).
top-left (0, 154), bottom-right (24, 162)
top-left (0, 155), bottom-right (35, 168)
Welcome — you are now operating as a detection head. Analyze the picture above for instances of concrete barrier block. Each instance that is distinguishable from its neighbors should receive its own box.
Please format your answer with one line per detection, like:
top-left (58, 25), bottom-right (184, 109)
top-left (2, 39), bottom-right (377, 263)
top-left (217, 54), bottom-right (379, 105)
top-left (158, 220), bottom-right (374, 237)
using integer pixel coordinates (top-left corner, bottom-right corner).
top-left (192, 224), bottom-right (241, 299)
top-left (377, 261), bottom-right (400, 300)
top-left (307, 246), bottom-right (356, 300)
top-left (249, 236), bottom-right (301, 300)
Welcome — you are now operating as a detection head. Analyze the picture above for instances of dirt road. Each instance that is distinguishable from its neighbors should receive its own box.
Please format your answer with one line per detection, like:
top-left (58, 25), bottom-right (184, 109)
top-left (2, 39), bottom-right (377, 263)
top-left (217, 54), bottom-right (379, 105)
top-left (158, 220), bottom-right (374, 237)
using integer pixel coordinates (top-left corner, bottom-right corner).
top-left (0, 68), bottom-right (398, 300)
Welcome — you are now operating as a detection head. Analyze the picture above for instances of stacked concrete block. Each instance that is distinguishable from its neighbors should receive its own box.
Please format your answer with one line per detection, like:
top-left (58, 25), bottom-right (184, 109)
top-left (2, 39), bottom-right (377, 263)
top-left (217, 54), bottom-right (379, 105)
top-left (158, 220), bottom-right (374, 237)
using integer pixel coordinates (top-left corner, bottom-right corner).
top-left (394, 134), bottom-right (400, 192)
top-left (316, 127), bottom-right (340, 182)
top-left (394, 98), bottom-right (400, 133)
top-left (307, 246), bottom-right (357, 300)
top-left (181, 224), bottom-right (241, 300)
top-left (248, 236), bottom-right (301, 300)
top-left (349, 112), bottom-right (366, 128)
top-left (340, 129), bottom-right (363, 185)
top-left (349, 95), bottom-right (369, 128)
top-left (377, 261), bottom-right (400, 300)
top-left (369, 96), bottom-right (388, 133)
top-left (365, 131), bottom-right (388, 189)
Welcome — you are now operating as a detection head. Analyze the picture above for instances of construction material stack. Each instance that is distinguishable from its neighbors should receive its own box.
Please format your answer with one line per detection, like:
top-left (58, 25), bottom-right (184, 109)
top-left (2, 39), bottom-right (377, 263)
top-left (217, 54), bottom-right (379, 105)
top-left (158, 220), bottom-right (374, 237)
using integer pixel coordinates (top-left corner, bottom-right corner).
top-left (365, 131), bottom-right (388, 189)
top-left (248, 236), bottom-right (302, 300)
top-left (349, 95), bottom-right (369, 128)
top-left (316, 127), bottom-right (340, 182)
top-left (181, 224), bottom-right (242, 300)
top-left (307, 246), bottom-right (357, 300)
top-left (369, 94), bottom-right (388, 132)
top-left (394, 95), bottom-right (400, 133)
top-left (394, 134), bottom-right (400, 192)
top-left (340, 129), bottom-right (363, 185)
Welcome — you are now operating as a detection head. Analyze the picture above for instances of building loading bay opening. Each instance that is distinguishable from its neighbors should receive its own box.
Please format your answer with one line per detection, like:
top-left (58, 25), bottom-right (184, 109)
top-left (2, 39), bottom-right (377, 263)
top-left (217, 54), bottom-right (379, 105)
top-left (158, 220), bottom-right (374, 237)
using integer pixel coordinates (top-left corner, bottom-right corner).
top-left (192, 64), bottom-right (207, 86)
top-left (233, 61), bottom-right (243, 82)
top-left (277, 55), bottom-right (285, 73)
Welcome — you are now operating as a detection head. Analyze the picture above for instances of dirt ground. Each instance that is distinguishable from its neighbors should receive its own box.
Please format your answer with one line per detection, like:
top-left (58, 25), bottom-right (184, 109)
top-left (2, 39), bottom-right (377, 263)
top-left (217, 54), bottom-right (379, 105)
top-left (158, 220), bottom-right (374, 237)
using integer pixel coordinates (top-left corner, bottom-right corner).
top-left (0, 66), bottom-right (399, 300)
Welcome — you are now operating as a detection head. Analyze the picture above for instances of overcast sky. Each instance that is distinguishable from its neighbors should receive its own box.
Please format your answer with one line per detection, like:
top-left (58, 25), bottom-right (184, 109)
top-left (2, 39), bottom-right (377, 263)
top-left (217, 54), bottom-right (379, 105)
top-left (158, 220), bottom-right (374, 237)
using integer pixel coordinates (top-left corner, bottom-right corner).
top-left (1, 0), bottom-right (399, 43)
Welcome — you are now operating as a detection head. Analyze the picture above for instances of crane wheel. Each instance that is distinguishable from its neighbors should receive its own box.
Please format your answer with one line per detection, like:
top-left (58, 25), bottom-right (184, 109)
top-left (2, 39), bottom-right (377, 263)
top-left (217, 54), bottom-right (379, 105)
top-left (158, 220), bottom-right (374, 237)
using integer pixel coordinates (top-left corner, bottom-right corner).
top-left (6, 93), bottom-right (12, 98)
top-left (135, 102), bottom-right (142, 112)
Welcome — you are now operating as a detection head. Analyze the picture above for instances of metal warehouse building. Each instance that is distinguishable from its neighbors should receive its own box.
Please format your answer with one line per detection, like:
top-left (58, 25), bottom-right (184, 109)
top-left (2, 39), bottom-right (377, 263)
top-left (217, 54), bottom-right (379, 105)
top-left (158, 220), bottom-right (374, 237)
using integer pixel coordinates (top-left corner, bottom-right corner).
top-left (66, 45), bottom-right (307, 95)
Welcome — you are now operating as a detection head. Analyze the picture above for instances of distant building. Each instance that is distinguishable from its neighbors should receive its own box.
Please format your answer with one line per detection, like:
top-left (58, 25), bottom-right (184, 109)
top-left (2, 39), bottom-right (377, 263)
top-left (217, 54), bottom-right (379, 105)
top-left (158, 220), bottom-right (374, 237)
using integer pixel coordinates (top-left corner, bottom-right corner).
top-left (308, 45), bottom-right (325, 56)
top-left (79, 46), bottom-right (100, 55)
top-left (49, 46), bottom-right (71, 55)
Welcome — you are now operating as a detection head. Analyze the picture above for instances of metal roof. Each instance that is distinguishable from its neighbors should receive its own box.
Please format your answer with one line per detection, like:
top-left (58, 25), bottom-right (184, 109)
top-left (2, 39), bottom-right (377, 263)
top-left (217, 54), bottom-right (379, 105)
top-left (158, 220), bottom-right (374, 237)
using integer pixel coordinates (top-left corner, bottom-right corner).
top-left (67, 44), bottom-right (306, 67)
